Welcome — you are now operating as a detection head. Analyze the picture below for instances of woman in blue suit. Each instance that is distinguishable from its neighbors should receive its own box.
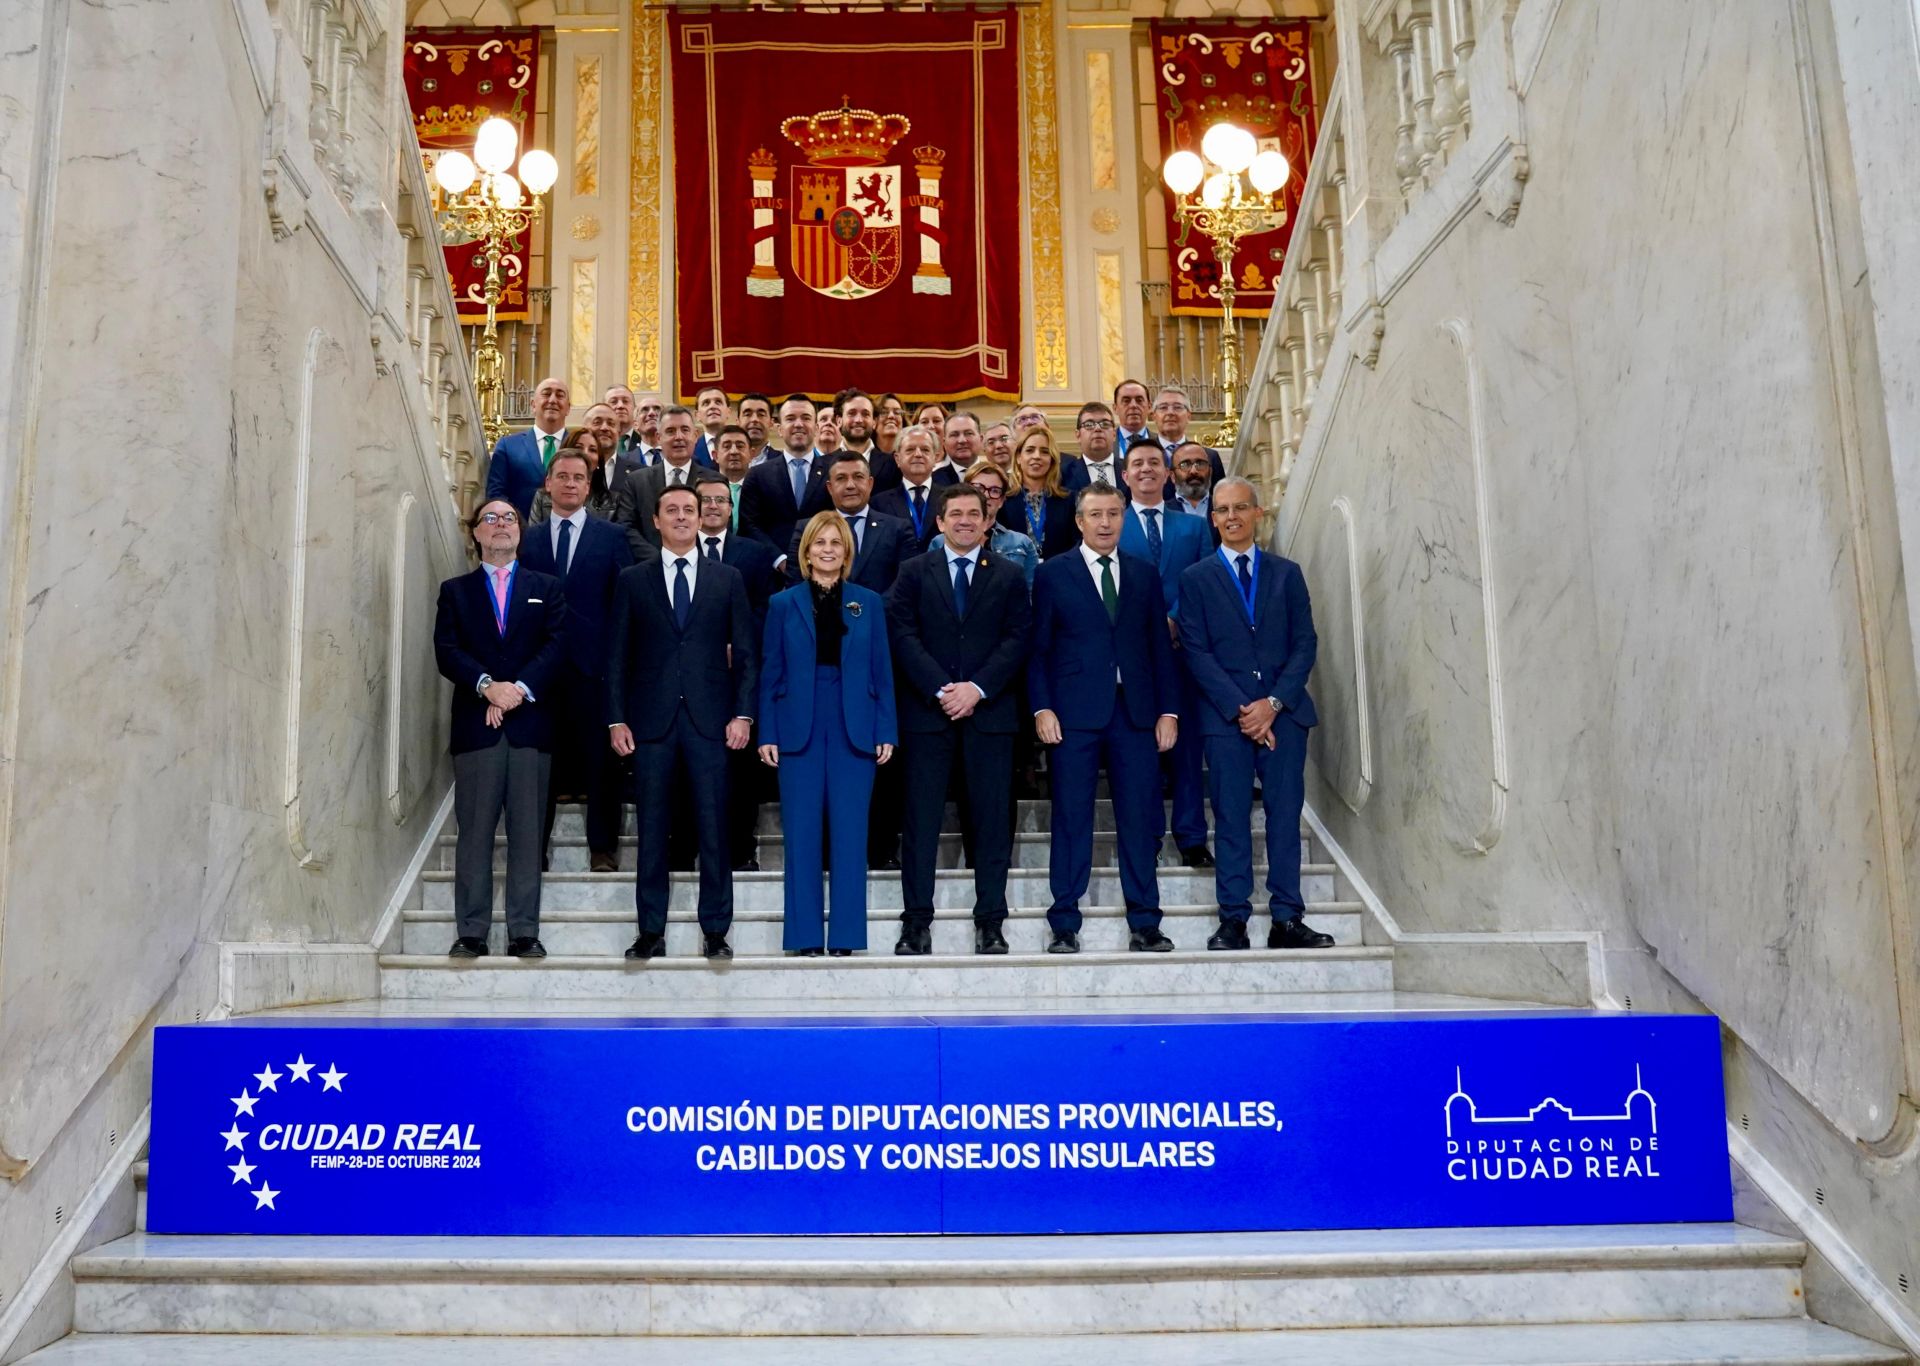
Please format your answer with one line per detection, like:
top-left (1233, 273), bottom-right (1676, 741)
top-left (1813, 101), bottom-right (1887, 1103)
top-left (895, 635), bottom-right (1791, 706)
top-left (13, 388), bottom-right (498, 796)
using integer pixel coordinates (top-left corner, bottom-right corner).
top-left (758, 511), bottom-right (899, 955)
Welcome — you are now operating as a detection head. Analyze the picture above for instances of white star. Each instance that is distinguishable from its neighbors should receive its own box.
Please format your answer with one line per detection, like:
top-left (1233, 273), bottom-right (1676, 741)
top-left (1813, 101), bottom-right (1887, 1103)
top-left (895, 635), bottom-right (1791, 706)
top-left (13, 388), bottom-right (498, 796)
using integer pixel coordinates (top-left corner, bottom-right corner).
top-left (231, 1091), bottom-right (257, 1117)
top-left (286, 1055), bottom-right (316, 1083)
top-left (319, 1063), bottom-right (347, 1092)
top-left (228, 1157), bottom-right (256, 1184)
top-left (252, 1183), bottom-right (280, 1210)
top-left (221, 1124), bottom-right (249, 1151)
top-left (253, 1065), bottom-right (282, 1093)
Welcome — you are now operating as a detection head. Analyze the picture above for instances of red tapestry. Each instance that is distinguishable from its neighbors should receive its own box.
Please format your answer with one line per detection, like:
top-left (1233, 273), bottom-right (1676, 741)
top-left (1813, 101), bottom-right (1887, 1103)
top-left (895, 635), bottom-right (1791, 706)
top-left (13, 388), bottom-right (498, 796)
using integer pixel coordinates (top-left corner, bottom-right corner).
top-left (1151, 20), bottom-right (1318, 318)
top-left (403, 28), bottom-right (541, 324)
top-left (669, 10), bottom-right (1021, 402)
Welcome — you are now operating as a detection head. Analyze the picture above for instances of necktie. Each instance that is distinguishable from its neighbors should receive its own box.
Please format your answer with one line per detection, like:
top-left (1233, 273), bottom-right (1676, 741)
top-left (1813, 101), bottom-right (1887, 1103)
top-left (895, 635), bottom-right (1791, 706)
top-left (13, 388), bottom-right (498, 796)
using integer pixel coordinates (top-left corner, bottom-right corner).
top-left (645, 447), bottom-right (660, 466)
top-left (669, 466), bottom-right (684, 487)
top-left (730, 483), bottom-right (741, 531)
top-left (556, 518), bottom-right (574, 578)
top-left (672, 558), bottom-right (691, 628)
top-left (1236, 552), bottom-right (1254, 613)
top-left (952, 556), bottom-right (971, 618)
top-left (910, 486), bottom-right (926, 535)
top-left (490, 565), bottom-right (510, 634)
top-left (848, 514), bottom-right (864, 553)
top-left (705, 535), bottom-right (722, 563)
top-left (1143, 508), bottom-right (1162, 559)
top-left (539, 433), bottom-right (556, 469)
top-left (1097, 554), bottom-right (1118, 622)
top-left (790, 458), bottom-right (809, 507)
top-left (1092, 463), bottom-right (1110, 487)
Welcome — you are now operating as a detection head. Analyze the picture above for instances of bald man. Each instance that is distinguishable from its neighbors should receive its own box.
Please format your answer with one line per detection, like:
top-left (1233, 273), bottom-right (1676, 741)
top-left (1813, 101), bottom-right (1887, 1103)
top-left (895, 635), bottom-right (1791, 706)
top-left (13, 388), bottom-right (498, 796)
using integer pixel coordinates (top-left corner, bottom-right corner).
top-left (487, 376), bottom-right (571, 518)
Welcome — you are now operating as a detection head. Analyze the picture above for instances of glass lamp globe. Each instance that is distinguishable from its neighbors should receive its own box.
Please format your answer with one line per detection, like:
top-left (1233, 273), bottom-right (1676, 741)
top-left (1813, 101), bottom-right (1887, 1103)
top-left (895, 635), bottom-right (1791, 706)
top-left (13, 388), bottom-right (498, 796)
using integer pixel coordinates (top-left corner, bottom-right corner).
top-left (473, 118), bottom-right (520, 174)
top-left (518, 149), bottom-right (559, 196)
top-left (1162, 150), bottom-right (1205, 196)
top-left (1201, 122), bottom-right (1257, 174)
top-left (489, 171), bottom-right (523, 208)
top-left (1248, 149), bottom-right (1291, 195)
top-left (433, 150), bottom-right (477, 195)
top-left (1201, 172), bottom-right (1233, 209)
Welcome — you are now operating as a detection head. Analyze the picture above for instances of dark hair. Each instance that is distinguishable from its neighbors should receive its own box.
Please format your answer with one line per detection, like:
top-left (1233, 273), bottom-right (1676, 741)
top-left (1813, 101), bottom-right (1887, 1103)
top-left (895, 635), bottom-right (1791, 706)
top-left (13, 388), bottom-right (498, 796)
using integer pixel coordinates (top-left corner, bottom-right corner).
top-left (738, 391), bottom-right (772, 411)
top-left (880, 392), bottom-right (902, 407)
top-left (1170, 439), bottom-right (1212, 461)
top-left (834, 387), bottom-right (872, 418)
top-left (1123, 441), bottom-right (1169, 471)
top-left (936, 483), bottom-right (988, 518)
top-left (469, 498), bottom-right (517, 530)
top-left (1077, 400), bottom-right (1115, 424)
top-left (945, 409), bottom-right (981, 432)
top-left (688, 469), bottom-right (733, 493)
top-left (1113, 377), bottom-right (1149, 402)
top-left (655, 482), bottom-right (701, 512)
top-left (547, 448), bottom-right (593, 477)
top-left (694, 386), bottom-right (730, 404)
top-left (1074, 481), bottom-right (1127, 512)
top-left (826, 449), bottom-right (873, 475)
top-left (714, 424), bottom-right (751, 444)
top-left (783, 391), bottom-right (813, 410)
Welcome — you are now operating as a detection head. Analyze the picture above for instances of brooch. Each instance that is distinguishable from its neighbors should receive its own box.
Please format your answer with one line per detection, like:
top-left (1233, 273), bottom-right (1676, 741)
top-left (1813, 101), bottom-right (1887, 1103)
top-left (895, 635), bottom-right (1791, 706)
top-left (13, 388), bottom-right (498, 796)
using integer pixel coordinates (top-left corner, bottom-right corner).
top-left (848, 600), bottom-right (863, 618)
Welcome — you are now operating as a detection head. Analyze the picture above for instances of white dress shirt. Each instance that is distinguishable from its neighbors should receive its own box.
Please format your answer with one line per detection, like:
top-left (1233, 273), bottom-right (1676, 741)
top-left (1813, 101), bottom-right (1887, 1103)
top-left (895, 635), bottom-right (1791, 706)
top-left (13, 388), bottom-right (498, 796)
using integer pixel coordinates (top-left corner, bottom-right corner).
top-left (940, 543), bottom-right (986, 704)
top-left (550, 506), bottom-right (587, 572)
top-left (841, 503), bottom-right (871, 553)
top-left (659, 459), bottom-right (698, 488)
top-left (699, 527), bottom-right (730, 561)
top-left (1082, 457), bottom-right (1119, 487)
top-left (660, 546), bottom-right (701, 599)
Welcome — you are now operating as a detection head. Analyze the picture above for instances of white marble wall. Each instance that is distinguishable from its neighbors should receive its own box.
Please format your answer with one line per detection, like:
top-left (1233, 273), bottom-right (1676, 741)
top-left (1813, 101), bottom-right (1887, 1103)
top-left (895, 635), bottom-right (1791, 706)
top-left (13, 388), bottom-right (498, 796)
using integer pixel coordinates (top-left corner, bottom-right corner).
top-left (1281, 0), bottom-right (1920, 1339)
top-left (0, 0), bottom-right (467, 1353)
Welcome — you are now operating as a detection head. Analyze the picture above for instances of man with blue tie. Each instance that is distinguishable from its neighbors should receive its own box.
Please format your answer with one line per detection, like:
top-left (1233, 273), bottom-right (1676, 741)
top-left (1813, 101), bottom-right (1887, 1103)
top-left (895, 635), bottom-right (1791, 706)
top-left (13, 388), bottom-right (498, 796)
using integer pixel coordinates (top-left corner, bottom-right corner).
top-left (1119, 443), bottom-right (1215, 869)
top-left (520, 450), bottom-right (636, 872)
top-left (434, 498), bottom-right (567, 960)
top-left (785, 452), bottom-right (914, 592)
top-left (1177, 477), bottom-right (1335, 952)
top-left (871, 426), bottom-right (949, 553)
top-left (607, 484), bottom-right (759, 961)
top-left (739, 394), bottom-right (831, 573)
top-left (1030, 484), bottom-right (1181, 954)
top-left (1113, 378), bottom-right (1155, 453)
top-left (485, 376), bottom-right (571, 518)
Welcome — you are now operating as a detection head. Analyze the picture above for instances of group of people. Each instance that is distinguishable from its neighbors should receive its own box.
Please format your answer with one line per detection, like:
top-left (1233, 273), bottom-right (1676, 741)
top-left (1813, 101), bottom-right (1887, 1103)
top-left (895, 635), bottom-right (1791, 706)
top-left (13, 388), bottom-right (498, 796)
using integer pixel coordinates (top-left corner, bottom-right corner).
top-left (433, 376), bottom-right (1328, 962)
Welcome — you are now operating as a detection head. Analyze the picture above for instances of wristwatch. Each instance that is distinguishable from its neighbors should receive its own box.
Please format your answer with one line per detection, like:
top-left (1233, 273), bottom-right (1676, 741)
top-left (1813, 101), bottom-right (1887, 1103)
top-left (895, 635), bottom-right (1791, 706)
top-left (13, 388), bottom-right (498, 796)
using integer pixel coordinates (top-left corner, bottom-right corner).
top-left (1267, 695), bottom-right (1285, 713)
top-left (476, 673), bottom-right (494, 696)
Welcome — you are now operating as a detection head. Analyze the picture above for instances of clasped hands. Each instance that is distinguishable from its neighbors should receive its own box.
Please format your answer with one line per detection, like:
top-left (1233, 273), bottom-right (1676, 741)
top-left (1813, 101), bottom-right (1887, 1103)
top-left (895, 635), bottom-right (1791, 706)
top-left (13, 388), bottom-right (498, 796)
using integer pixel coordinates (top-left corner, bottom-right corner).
top-left (482, 680), bottom-right (525, 729)
top-left (1238, 697), bottom-right (1281, 749)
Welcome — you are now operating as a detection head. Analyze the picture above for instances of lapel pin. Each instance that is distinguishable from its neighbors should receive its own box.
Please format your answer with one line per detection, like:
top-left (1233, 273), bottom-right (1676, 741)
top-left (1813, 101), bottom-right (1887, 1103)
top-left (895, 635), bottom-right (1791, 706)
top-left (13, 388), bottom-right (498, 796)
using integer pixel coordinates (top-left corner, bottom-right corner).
top-left (848, 600), bottom-right (863, 618)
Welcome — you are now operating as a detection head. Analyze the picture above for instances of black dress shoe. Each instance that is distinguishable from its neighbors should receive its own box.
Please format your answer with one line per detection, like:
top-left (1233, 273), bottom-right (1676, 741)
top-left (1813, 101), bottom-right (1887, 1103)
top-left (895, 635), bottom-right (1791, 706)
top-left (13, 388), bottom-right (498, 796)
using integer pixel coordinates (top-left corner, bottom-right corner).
top-left (1130, 928), bottom-right (1175, 953)
top-left (828, 948), bottom-right (853, 957)
top-left (1046, 930), bottom-right (1080, 955)
top-left (1206, 919), bottom-right (1251, 951)
top-left (448, 936), bottom-right (489, 958)
top-left (975, 924), bottom-right (1009, 955)
top-left (506, 936), bottom-right (546, 959)
top-left (798, 946), bottom-right (824, 957)
top-left (895, 925), bottom-right (932, 956)
top-left (703, 932), bottom-right (733, 960)
top-left (590, 851), bottom-right (618, 873)
top-left (1269, 918), bottom-right (1336, 949)
top-left (732, 856), bottom-right (760, 872)
top-left (1179, 845), bottom-right (1215, 868)
top-left (624, 932), bottom-right (664, 961)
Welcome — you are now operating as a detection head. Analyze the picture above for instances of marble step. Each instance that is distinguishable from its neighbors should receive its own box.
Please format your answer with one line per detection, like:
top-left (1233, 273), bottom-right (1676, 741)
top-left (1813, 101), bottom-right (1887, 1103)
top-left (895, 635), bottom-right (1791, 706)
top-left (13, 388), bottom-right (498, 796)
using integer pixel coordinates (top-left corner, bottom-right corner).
top-left (399, 902), bottom-right (1367, 956)
top-left (20, 1322), bottom-right (1908, 1366)
top-left (546, 801), bottom-right (1283, 840)
top-left (70, 1224), bottom-right (1812, 1338)
top-left (417, 866), bottom-right (1341, 915)
top-left (373, 945), bottom-right (1396, 1004)
top-left (437, 831), bottom-right (1313, 873)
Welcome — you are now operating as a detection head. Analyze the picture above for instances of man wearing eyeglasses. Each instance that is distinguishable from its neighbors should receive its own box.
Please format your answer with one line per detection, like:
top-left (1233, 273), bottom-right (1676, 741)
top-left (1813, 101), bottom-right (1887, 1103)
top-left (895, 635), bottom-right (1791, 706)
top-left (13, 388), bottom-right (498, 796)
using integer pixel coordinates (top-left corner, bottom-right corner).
top-left (435, 498), bottom-right (568, 961)
top-left (1062, 400), bottom-right (1124, 495)
top-left (1153, 386), bottom-right (1227, 495)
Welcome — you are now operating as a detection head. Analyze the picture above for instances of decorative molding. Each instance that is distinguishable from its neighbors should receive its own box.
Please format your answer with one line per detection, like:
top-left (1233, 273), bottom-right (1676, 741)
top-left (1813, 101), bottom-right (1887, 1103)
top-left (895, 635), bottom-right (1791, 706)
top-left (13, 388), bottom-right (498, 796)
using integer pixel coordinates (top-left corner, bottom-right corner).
top-left (1476, 138), bottom-right (1529, 226)
top-left (573, 53), bottom-right (603, 197)
top-left (1024, 0), bottom-right (1069, 390)
top-left (1328, 496), bottom-right (1374, 812)
top-left (570, 257), bottom-right (599, 399)
top-left (284, 326), bottom-right (343, 869)
top-left (1439, 316), bottom-right (1509, 856)
top-left (370, 787), bottom-right (458, 953)
top-left (571, 213), bottom-right (601, 240)
top-left (626, 1), bottom-right (665, 390)
top-left (261, 100), bottom-right (312, 243)
top-left (1093, 251), bottom-right (1125, 400)
top-left (1084, 48), bottom-right (1117, 192)
top-left (1345, 301), bottom-right (1386, 368)
top-left (385, 493), bottom-right (418, 822)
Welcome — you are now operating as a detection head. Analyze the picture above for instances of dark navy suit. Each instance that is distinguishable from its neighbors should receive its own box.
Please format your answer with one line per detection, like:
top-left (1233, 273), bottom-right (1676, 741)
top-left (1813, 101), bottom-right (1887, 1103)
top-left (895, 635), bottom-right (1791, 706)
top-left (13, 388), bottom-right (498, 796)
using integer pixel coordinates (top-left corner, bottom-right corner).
top-left (1028, 550), bottom-right (1180, 935)
top-left (760, 581), bottom-right (898, 950)
top-left (699, 530), bottom-right (781, 868)
top-left (784, 507), bottom-right (914, 594)
top-left (521, 513), bottom-right (635, 860)
top-left (739, 451), bottom-right (831, 561)
top-left (606, 553), bottom-right (759, 936)
top-left (486, 428), bottom-right (567, 518)
top-left (1120, 500), bottom-right (1214, 853)
top-left (872, 480), bottom-right (947, 553)
top-left (433, 563), bottom-right (567, 943)
top-left (1177, 547), bottom-right (1318, 923)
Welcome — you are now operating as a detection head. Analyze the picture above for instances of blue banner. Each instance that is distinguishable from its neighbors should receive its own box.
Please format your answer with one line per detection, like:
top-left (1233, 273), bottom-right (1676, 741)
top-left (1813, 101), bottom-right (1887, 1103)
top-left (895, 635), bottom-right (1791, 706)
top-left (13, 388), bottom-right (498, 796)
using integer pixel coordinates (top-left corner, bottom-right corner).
top-left (147, 1012), bottom-right (1731, 1235)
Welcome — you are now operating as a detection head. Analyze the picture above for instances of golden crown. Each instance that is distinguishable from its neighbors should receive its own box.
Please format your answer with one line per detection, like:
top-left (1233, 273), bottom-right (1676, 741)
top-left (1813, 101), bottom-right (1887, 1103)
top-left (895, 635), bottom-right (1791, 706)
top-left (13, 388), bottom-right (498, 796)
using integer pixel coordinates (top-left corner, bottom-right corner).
top-left (412, 102), bottom-right (496, 141)
top-left (912, 144), bottom-right (947, 165)
top-left (780, 97), bottom-right (910, 167)
top-left (746, 145), bottom-right (779, 172)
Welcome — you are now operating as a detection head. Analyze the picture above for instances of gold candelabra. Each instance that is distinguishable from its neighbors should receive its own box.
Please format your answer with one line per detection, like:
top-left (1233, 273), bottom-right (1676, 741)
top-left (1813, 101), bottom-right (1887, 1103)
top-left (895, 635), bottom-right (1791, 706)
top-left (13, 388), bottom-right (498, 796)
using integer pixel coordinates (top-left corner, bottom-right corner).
top-left (432, 119), bottom-right (559, 447)
top-left (1160, 124), bottom-right (1292, 448)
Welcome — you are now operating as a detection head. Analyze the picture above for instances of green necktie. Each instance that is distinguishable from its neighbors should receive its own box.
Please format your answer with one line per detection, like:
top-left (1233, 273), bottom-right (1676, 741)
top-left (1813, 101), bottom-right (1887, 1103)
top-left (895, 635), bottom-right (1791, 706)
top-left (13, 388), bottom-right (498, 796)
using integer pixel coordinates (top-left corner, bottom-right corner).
top-left (730, 482), bottom-right (741, 531)
top-left (1098, 554), bottom-right (1118, 622)
top-left (540, 433), bottom-right (557, 468)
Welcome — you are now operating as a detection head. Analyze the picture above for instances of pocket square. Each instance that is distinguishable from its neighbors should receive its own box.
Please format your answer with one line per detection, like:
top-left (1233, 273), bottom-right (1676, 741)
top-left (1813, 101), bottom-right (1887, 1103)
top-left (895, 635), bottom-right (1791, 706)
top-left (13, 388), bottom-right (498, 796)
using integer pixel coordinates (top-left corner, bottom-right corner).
top-left (528, 598), bottom-right (544, 603)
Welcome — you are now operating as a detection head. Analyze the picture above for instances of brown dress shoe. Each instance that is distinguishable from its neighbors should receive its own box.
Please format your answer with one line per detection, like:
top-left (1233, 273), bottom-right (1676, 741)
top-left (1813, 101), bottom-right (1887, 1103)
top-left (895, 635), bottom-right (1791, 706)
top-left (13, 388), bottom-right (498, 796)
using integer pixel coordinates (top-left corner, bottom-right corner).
top-left (590, 851), bottom-right (618, 873)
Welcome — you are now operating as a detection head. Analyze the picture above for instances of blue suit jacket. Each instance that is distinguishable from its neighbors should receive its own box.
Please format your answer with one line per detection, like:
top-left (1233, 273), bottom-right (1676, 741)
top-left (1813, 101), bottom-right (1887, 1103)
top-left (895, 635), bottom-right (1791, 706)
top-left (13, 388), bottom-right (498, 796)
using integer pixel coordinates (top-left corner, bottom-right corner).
top-left (606, 558), bottom-right (758, 743)
top-left (1117, 501), bottom-right (1211, 618)
top-left (1176, 548), bottom-right (1318, 737)
top-left (519, 513), bottom-right (635, 677)
top-left (758, 582), bottom-right (899, 753)
top-left (486, 429), bottom-right (564, 517)
top-left (1028, 551), bottom-right (1179, 732)
top-left (433, 564), bottom-right (567, 754)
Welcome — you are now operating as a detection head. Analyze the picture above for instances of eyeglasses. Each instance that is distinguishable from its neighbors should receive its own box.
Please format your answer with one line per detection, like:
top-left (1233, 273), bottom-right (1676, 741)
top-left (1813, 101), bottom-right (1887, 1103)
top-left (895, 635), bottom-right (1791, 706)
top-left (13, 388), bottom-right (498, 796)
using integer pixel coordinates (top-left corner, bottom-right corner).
top-left (696, 495), bottom-right (733, 509)
top-left (974, 485), bottom-right (1007, 500)
top-left (1078, 419), bottom-right (1116, 431)
top-left (480, 510), bottom-right (519, 525)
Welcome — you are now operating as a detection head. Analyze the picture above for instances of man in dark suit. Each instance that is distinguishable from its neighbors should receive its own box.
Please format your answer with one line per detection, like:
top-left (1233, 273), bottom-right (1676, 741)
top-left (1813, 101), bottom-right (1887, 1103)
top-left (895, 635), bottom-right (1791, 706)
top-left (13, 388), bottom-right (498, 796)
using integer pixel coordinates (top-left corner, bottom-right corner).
top-left (690, 386), bottom-right (734, 467)
top-left (1113, 378), bottom-right (1154, 451)
top-left (738, 393), bottom-right (831, 572)
top-left (1063, 400), bottom-right (1124, 494)
top-left (784, 452), bottom-right (913, 592)
top-left (1152, 386), bottom-right (1228, 493)
top-left (607, 483), bottom-right (758, 960)
top-left (1170, 440), bottom-right (1222, 545)
top-left (689, 472), bottom-right (780, 871)
top-left (520, 450), bottom-right (636, 872)
top-left (1177, 476), bottom-right (1335, 952)
top-left (485, 375), bottom-right (571, 518)
top-left (1120, 442), bottom-right (1216, 868)
top-left (871, 427), bottom-right (953, 553)
top-left (737, 392), bottom-right (776, 466)
top-left (611, 403), bottom-right (712, 559)
top-left (885, 484), bottom-right (1033, 954)
top-left (434, 497), bottom-right (567, 959)
top-left (1030, 484), bottom-right (1181, 954)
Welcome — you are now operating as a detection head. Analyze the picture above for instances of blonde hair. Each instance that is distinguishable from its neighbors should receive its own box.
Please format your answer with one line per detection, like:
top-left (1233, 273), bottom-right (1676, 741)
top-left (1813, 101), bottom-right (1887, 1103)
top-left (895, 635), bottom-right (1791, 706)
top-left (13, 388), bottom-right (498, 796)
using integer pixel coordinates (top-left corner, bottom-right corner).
top-left (1013, 427), bottom-right (1064, 498)
top-left (796, 510), bottom-right (855, 584)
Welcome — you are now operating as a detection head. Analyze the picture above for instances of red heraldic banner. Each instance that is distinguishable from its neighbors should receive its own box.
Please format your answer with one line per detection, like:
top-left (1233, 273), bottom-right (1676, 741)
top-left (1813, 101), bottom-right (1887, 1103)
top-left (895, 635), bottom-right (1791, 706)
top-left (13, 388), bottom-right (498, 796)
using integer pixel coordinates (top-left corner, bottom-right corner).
top-left (1151, 20), bottom-right (1317, 318)
top-left (403, 28), bottom-right (541, 324)
top-left (670, 10), bottom-right (1021, 401)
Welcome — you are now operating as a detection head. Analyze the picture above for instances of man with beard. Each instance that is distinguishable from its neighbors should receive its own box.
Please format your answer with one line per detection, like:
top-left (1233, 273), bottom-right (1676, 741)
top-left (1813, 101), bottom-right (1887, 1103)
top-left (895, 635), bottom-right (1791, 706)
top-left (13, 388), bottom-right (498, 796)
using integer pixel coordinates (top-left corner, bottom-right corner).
top-left (1171, 440), bottom-right (1221, 546)
top-left (738, 393), bottom-right (832, 572)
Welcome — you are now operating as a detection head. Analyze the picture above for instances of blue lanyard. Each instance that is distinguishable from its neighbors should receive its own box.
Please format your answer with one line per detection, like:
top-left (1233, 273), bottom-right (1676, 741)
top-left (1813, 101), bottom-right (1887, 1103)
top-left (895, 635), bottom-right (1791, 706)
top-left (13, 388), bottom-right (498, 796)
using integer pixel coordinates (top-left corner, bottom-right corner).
top-left (1218, 546), bottom-right (1258, 625)
top-left (489, 561), bottom-right (517, 634)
